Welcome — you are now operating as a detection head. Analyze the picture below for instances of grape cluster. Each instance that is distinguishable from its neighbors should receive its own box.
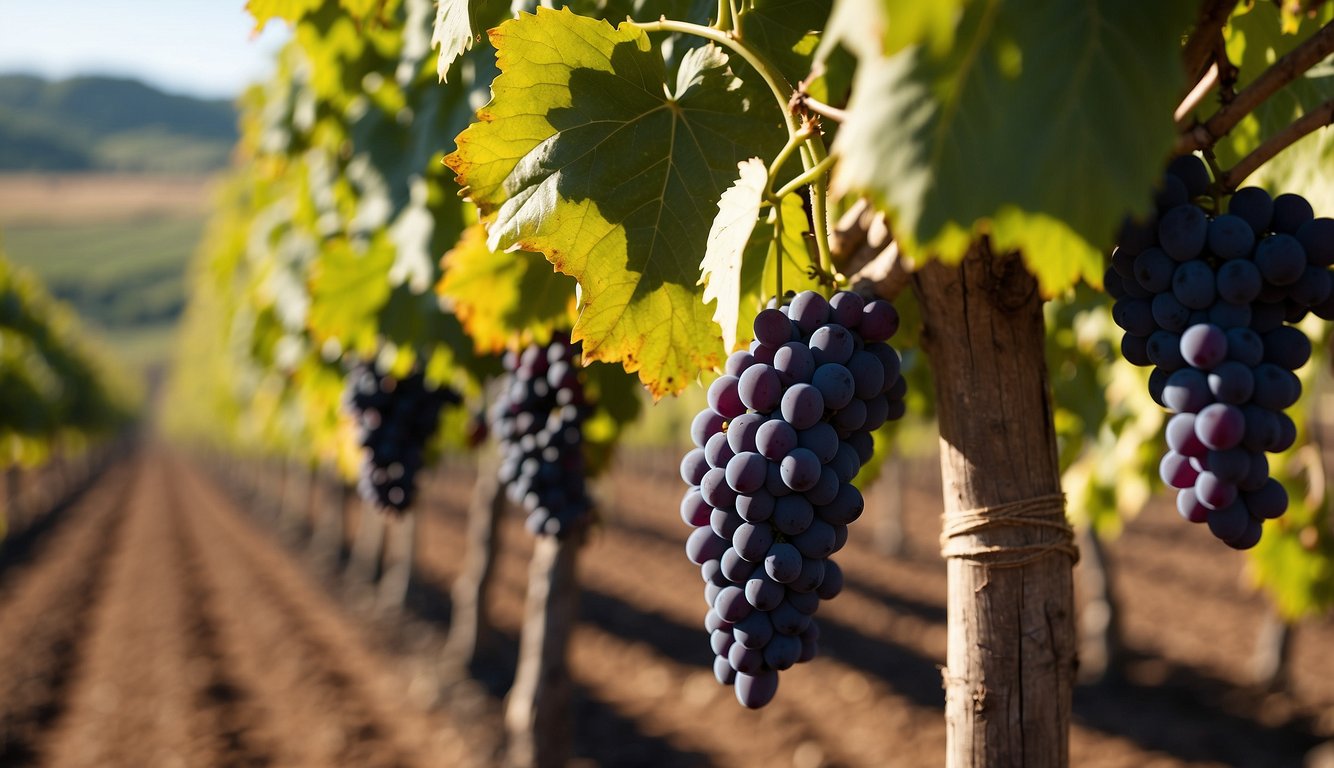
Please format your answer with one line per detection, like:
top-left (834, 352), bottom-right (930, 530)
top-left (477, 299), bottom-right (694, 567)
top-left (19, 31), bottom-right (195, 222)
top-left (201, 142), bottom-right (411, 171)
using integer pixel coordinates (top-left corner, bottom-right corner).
top-left (1107, 154), bottom-right (1334, 549)
top-left (494, 333), bottom-right (592, 537)
top-left (344, 364), bottom-right (459, 514)
top-left (682, 289), bottom-right (906, 708)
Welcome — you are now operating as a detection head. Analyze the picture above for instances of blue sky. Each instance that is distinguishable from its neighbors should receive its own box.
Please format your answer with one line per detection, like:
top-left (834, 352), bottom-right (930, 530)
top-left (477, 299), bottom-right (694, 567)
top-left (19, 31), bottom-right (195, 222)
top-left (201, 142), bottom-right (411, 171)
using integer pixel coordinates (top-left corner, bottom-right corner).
top-left (0, 1), bottom-right (290, 99)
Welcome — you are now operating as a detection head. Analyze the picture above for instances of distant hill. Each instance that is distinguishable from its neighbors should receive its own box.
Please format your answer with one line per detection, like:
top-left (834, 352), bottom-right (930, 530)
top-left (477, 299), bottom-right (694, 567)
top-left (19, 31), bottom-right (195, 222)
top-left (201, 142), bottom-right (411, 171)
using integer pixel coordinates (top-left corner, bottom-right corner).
top-left (0, 74), bottom-right (237, 173)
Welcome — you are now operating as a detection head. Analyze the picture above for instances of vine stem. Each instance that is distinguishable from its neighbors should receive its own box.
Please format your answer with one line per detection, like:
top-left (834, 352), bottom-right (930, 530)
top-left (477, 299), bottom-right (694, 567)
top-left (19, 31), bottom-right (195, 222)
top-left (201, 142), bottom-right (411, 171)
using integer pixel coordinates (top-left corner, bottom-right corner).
top-left (1221, 97), bottom-right (1334, 189)
top-left (773, 202), bottom-right (785, 302)
top-left (714, 0), bottom-right (731, 31)
top-left (633, 17), bottom-right (835, 281)
top-left (766, 126), bottom-right (816, 194)
top-left (799, 95), bottom-right (847, 124)
top-left (1176, 19), bottom-right (1334, 155)
top-left (772, 154), bottom-right (837, 202)
top-left (1174, 62), bottom-right (1217, 127)
top-left (1180, 0), bottom-right (1239, 95)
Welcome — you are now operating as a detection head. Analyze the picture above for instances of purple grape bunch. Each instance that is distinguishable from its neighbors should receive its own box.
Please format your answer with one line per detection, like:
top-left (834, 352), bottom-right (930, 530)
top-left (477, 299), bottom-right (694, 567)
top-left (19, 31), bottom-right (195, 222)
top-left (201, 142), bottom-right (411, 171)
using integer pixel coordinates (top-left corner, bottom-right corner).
top-left (1107, 154), bottom-right (1334, 549)
top-left (681, 289), bottom-right (906, 708)
top-left (494, 333), bottom-right (593, 538)
top-left (344, 364), bottom-right (459, 514)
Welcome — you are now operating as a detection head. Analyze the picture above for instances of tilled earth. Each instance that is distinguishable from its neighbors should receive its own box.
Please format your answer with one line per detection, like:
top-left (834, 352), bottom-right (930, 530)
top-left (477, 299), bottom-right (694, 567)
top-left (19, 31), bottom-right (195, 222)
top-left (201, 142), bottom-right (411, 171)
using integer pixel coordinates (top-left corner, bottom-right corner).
top-left (1, 442), bottom-right (1330, 767)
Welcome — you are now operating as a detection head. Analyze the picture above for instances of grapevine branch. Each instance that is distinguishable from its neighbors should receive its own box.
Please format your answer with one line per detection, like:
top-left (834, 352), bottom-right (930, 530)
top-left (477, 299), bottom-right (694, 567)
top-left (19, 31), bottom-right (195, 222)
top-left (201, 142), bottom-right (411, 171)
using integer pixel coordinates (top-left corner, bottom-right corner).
top-left (1180, 0), bottom-right (1239, 94)
top-left (1175, 62), bottom-right (1218, 127)
top-left (1221, 96), bottom-right (1334, 188)
top-left (1176, 19), bottom-right (1334, 155)
top-left (796, 95), bottom-right (847, 124)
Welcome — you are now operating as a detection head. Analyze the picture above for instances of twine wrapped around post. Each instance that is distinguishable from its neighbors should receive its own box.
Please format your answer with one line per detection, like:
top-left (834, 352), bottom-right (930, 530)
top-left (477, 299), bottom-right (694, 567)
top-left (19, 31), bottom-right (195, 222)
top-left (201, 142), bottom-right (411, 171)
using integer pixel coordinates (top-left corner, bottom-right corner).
top-left (940, 493), bottom-right (1080, 567)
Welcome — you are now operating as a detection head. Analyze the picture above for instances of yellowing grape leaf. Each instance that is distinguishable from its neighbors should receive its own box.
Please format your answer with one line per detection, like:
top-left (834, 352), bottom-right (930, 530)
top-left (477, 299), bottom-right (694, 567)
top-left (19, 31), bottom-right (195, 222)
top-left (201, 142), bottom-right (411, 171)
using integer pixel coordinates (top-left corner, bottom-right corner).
top-left (701, 158), bottom-right (768, 354)
top-left (307, 236), bottom-right (394, 355)
top-left (832, 0), bottom-right (1192, 295)
top-left (437, 222), bottom-right (577, 353)
top-left (445, 7), bottom-right (784, 396)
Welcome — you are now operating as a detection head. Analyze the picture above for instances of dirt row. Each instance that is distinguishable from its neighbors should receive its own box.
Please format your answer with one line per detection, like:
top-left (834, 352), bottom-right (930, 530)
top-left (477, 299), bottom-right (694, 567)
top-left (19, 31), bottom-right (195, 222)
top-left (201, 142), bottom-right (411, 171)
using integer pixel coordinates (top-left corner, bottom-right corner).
top-left (0, 446), bottom-right (472, 767)
top-left (2, 444), bottom-right (1332, 767)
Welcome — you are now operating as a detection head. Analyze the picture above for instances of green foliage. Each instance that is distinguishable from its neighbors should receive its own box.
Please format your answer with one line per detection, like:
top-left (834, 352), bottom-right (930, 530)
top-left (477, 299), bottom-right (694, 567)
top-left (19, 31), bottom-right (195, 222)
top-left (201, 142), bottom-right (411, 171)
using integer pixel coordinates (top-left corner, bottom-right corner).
top-left (1046, 286), bottom-right (1162, 535)
top-left (824, 0), bottom-right (1192, 296)
top-left (437, 222), bottom-right (578, 353)
top-left (447, 7), bottom-right (786, 396)
top-left (0, 255), bottom-right (138, 467)
top-left (1214, 2), bottom-right (1334, 210)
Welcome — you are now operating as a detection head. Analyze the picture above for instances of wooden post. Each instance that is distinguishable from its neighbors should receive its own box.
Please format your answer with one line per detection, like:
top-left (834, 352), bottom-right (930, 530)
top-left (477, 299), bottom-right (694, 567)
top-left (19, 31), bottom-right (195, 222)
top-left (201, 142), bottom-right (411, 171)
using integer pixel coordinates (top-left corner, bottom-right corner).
top-left (377, 512), bottom-right (418, 612)
top-left (1, 465), bottom-right (11, 540)
top-left (872, 446), bottom-right (907, 556)
top-left (1251, 610), bottom-right (1293, 691)
top-left (443, 447), bottom-right (507, 674)
top-left (311, 477), bottom-right (348, 570)
top-left (913, 244), bottom-right (1078, 768)
top-left (504, 531), bottom-right (583, 768)
top-left (349, 500), bottom-right (387, 584)
top-left (1075, 526), bottom-right (1123, 684)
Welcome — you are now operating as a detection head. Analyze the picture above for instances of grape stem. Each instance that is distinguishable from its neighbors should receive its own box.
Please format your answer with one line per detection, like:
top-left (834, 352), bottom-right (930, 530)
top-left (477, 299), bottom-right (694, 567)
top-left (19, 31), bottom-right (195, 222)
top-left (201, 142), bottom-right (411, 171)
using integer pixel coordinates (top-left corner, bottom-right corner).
top-left (772, 154), bottom-right (837, 202)
top-left (797, 95), bottom-right (847, 124)
top-left (633, 18), bottom-right (836, 282)
top-left (766, 126), bottom-right (816, 197)
top-left (772, 202), bottom-right (785, 302)
top-left (1220, 96), bottom-right (1334, 190)
top-left (1174, 62), bottom-right (1217, 128)
top-left (714, 0), bottom-right (732, 31)
top-left (1179, 0), bottom-right (1239, 97)
top-left (1176, 19), bottom-right (1334, 155)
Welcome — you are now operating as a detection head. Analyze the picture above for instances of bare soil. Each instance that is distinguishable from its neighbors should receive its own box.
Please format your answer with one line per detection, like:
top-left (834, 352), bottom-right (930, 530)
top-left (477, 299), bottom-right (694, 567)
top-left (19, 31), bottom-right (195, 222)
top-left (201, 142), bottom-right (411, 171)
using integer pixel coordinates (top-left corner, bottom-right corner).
top-left (1, 443), bottom-right (1330, 767)
top-left (0, 173), bottom-right (215, 226)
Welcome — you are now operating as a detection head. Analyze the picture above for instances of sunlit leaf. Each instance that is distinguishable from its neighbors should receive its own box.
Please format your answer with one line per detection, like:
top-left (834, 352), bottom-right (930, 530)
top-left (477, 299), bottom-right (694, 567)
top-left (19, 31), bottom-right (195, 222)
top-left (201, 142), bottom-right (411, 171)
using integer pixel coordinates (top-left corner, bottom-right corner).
top-left (446, 7), bottom-right (785, 395)
top-left (833, 0), bottom-right (1192, 295)
top-left (437, 222), bottom-right (577, 353)
top-left (701, 158), bottom-right (768, 354)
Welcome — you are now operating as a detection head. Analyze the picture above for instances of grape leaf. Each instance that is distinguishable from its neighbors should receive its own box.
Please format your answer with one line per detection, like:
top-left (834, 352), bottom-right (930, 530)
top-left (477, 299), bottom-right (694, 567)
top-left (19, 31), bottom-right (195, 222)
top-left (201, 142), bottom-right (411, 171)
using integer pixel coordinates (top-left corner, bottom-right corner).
top-left (437, 222), bottom-right (578, 353)
top-left (433, 0), bottom-right (511, 81)
top-left (701, 158), bottom-right (768, 354)
top-left (831, 0), bottom-right (1192, 295)
top-left (446, 7), bottom-right (784, 396)
top-left (307, 236), bottom-right (395, 355)
top-left (737, 190), bottom-right (822, 350)
top-left (741, 0), bottom-right (835, 90)
top-left (816, 0), bottom-right (963, 62)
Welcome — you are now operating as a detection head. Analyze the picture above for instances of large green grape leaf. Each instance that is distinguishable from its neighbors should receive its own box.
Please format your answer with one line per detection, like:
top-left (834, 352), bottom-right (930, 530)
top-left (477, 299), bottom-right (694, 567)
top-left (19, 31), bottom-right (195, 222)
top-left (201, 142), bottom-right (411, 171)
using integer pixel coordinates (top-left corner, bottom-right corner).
top-left (741, 0), bottom-right (838, 94)
top-left (437, 222), bottom-right (578, 352)
top-left (832, 0), bottom-right (1193, 295)
top-left (446, 7), bottom-right (785, 396)
top-left (816, 0), bottom-right (963, 62)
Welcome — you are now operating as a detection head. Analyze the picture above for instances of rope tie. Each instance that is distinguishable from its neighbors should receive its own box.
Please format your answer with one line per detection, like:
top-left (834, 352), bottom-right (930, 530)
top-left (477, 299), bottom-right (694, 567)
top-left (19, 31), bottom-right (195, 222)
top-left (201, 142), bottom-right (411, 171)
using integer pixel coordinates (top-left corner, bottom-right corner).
top-left (939, 492), bottom-right (1079, 567)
